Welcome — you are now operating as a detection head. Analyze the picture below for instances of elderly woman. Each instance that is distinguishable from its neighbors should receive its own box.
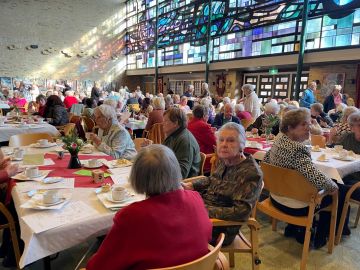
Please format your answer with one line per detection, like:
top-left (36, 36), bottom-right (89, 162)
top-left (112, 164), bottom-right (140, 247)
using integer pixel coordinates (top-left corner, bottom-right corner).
top-left (35, 94), bottom-right (46, 117)
top-left (199, 82), bottom-right (210, 98)
top-left (310, 103), bottom-right (334, 127)
top-left (183, 122), bottom-right (263, 245)
top-left (263, 108), bottom-right (349, 247)
top-left (329, 106), bottom-right (358, 144)
top-left (178, 96), bottom-right (191, 113)
top-left (201, 97), bottom-right (215, 125)
top-left (323, 85), bottom-right (346, 113)
top-left (164, 94), bottom-right (174, 110)
top-left (89, 104), bottom-right (137, 160)
top-left (86, 145), bottom-right (211, 270)
top-left (247, 101), bottom-right (280, 136)
top-left (8, 91), bottom-right (27, 112)
top-left (144, 97), bottom-right (164, 132)
top-left (44, 95), bottom-right (69, 126)
top-left (234, 103), bottom-right (252, 120)
top-left (63, 90), bottom-right (78, 110)
top-left (328, 103), bottom-right (347, 123)
top-left (241, 84), bottom-right (261, 119)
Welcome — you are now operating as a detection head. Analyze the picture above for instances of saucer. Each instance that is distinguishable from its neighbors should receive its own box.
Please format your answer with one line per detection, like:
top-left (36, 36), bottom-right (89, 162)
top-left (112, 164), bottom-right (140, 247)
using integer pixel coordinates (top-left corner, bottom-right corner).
top-left (43, 177), bottom-right (64, 184)
top-left (334, 156), bottom-right (355, 162)
top-left (311, 148), bottom-right (322, 152)
top-left (316, 158), bottom-right (329, 162)
top-left (106, 193), bottom-right (130, 203)
top-left (83, 162), bottom-right (102, 169)
top-left (11, 157), bottom-right (23, 161)
top-left (35, 198), bottom-right (65, 207)
top-left (32, 142), bottom-right (57, 148)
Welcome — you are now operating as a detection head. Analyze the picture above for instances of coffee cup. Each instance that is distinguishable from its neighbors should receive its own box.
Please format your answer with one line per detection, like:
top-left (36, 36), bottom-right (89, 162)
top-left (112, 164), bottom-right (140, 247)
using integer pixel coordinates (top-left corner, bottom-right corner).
top-left (25, 166), bottom-right (39, 178)
top-left (43, 190), bottom-right (59, 204)
top-left (82, 146), bottom-right (93, 154)
top-left (13, 149), bottom-right (25, 159)
top-left (111, 185), bottom-right (126, 201)
top-left (338, 150), bottom-right (348, 160)
top-left (0, 117), bottom-right (5, 125)
top-left (88, 159), bottom-right (100, 167)
top-left (334, 145), bottom-right (343, 153)
top-left (38, 139), bottom-right (49, 146)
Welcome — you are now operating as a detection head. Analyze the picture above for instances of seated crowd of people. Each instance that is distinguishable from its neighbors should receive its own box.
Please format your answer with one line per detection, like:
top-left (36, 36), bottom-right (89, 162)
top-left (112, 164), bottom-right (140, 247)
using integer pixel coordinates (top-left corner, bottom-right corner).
top-left (0, 80), bottom-right (360, 269)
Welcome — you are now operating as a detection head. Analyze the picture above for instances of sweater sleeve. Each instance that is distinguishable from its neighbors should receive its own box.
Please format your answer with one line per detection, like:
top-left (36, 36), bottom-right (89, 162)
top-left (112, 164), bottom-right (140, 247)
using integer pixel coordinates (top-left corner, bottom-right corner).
top-left (97, 128), bottom-right (135, 159)
top-left (172, 137), bottom-right (194, 178)
top-left (300, 90), bottom-right (311, 108)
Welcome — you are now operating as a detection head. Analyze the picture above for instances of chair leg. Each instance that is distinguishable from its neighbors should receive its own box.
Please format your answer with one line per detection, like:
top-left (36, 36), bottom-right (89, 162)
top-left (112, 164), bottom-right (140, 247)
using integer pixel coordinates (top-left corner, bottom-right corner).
top-left (335, 200), bottom-right (349, 245)
top-left (354, 205), bottom-right (360, 228)
top-left (9, 223), bottom-right (21, 270)
top-left (300, 224), bottom-right (312, 270)
top-left (271, 218), bottom-right (277, 231)
top-left (228, 251), bottom-right (235, 268)
top-left (250, 226), bottom-right (260, 270)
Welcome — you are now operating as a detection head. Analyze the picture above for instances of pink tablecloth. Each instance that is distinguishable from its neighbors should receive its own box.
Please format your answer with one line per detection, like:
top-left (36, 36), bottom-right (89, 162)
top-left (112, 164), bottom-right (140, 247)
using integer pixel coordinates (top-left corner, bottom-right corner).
top-left (38, 153), bottom-right (115, 188)
top-left (244, 137), bottom-right (271, 155)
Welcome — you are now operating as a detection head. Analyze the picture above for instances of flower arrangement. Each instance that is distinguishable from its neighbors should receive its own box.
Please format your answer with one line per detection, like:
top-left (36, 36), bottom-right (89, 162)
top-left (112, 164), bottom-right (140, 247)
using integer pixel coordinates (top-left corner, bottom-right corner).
top-left (263, 114), bottom-right (279, 135)
top-left (62, 133), bottom-right (85, 154)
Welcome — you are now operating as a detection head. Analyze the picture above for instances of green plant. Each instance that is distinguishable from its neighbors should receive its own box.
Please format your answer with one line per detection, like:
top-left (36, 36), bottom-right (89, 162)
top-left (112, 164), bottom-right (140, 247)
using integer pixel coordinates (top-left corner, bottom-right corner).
top-left (62, 132), bottom-right (84, 154)
top-left (264, 114), bottom-right (279, 135)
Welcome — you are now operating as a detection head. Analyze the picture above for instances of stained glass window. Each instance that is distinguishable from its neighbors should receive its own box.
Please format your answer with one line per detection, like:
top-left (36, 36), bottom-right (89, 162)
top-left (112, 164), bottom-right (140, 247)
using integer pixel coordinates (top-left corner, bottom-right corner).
top-left (125, 0), bottom-right (360, 69)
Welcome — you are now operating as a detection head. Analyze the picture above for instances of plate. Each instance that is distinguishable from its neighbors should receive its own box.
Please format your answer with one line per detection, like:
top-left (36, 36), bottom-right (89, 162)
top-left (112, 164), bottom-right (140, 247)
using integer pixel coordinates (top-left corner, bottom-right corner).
top-left (311, 148), bottom-right (322, 152)
top-left (11, 157), bottom-right (23, 161)
top-left (35, 198), bottom-right (66, 207)
top-left (32, 142), bottom-right (57, 148)
top-left (106, 193), bottom-right (131, 203)
top-left (43, 177), bottom-right (63, 184)
top-left (83, 162), bottom-right (102, 169)
top-left (333, 156), bottom-right (356, 162)
top-left (316, 159), bottom-right (329, 162)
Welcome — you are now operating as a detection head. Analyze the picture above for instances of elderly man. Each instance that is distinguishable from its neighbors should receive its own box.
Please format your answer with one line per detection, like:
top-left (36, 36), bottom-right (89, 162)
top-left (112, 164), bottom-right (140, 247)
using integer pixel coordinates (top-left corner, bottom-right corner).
top-left (183, 123), bottom-right (263, 245)
top-left (241, 84), bottom-right (260, 119)
top-left (162, 107), bottom-right (201, 178)
top-left (310, 103), bottom-right (334, 128)
top-left (212, 103), bottom-right (240, 130)
top-left (300, 81), bottom-right (317, 109)
top-left (184, 84), bottom-right (195, 109)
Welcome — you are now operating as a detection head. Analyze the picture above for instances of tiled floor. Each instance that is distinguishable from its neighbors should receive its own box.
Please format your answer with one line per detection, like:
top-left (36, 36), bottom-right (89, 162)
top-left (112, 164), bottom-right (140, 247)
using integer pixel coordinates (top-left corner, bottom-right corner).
top-left (1, 207), bottom-right (360, 270)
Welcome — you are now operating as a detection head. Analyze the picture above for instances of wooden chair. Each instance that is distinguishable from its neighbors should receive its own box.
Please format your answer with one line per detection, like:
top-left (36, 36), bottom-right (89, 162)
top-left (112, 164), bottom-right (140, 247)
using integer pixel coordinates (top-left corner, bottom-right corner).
top-left (9, 132), bottom-right (54, 147)
top-left (152, 233), bottom-right (227, 270)
top-left (257, 163), bottom-right (338, 270)
top-left (146, 123), bottom-right (165, 144)
top-left (335, 182), bottom-right (360, 244)
top-left (69, 115), bottom-right (82, 124)
top-left (62, 123), bottom-right (76, 136)
top-left (186, 113), bottom-right (193, 122)
top-left (241, 118), bottom-right (254, 130)
top-left (183, 176), bottom-right (261, 269)
top-left (199, 152), bottom-right (206, 176)
top-left (310, 134), bottom-right (326, 148)
top-left (133, 138), bottom-right (148, 152)
top-left (0, 203), bottom-right (21, 269)
top-left (82, 116), bottom-right (95, 132)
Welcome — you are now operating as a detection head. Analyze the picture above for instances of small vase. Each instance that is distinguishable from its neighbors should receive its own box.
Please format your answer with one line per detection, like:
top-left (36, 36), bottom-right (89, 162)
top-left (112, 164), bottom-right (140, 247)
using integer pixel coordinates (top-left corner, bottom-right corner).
top-left (68, 152), bottom-right (82, 169)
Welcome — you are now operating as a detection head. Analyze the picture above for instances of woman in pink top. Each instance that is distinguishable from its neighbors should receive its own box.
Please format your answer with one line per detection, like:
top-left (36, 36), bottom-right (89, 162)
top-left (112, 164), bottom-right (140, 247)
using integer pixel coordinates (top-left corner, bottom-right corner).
top-left (235, 103), bottom-right (252, 120)
top-left (8, 91), bottom-right (27, 112)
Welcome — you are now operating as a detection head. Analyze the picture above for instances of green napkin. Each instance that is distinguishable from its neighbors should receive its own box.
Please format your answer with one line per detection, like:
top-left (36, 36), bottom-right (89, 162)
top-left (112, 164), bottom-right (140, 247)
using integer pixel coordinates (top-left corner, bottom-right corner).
top-left (74, 169), bottom-right (111, 178)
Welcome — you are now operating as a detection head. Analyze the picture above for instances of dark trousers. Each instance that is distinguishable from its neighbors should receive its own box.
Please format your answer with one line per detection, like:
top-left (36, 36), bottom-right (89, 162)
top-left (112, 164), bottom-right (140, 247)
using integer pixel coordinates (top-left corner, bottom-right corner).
top-left (211, 226), bottom-right (241, 246)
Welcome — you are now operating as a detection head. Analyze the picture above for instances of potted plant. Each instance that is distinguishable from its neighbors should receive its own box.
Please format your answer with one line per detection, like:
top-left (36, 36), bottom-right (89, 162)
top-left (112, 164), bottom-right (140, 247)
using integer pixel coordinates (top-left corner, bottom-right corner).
top-left (62, 131), bottom-right (85, 169)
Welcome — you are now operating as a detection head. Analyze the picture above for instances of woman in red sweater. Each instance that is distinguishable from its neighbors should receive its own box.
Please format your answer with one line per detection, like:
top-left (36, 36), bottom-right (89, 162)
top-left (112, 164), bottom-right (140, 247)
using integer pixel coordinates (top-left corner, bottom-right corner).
top-left (86, 144), bottom-right (212, 270)
top-left (63, 90), bottom-right (79, 110)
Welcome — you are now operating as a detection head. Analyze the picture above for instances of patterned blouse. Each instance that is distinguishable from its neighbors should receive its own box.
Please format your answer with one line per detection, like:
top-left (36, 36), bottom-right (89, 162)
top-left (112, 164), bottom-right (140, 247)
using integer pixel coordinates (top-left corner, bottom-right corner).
top-left (193, 155), bottom-right (263, 221)
top-left (263, 134), bottom-right (338, 208)
top-left (97, 124), bottom-right (137, 160)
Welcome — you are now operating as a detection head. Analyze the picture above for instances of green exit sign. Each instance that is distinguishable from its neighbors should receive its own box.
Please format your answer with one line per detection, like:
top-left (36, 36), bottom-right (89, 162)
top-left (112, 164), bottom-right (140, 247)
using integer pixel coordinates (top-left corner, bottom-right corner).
top-left (269, 68), bottom-right (278, 75)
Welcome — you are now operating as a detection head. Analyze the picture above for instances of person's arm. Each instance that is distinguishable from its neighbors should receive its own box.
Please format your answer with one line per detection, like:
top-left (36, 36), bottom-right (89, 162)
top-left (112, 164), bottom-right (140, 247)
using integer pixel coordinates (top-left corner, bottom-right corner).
top-left (172, 138), bottom-right (194, 178)
top-left (247, 115), bottom-right (262, 131)
top-left (145, 113), bottom-right (154, 131)
top-left (211, 114), bottom-right (222, 129)
top-left (51, 106), bottom-right (63, 125)
top-left (192, 176), bottom-right (210, 192)
top-left (207, 172), bottom-right (263, 221)
top-left (300, 91), bottom-right (311, 108)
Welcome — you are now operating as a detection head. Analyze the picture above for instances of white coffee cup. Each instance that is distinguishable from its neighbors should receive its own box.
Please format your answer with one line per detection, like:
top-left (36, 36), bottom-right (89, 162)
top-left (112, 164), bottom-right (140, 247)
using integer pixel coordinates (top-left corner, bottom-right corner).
top-left (334, 145), bottom-right (343, 153)
top-left (37, 118), bottom-right (44, 124)
top-left (338, 150), bottom-right (348, 160)
top-left (43, 190), bottom-right (59, 204)
top-left (111, 185), bottom-right (126, 201)
top-left (82, 146), bottom-right (93, 154)
top-left (38, 139), bottom-right (48, 146)
top-left (88, 159), bottom-right (100, 167)
top-left (13, 149), bottom-right (25, 159)
top-left (0, 117), bottom-right (5, 125)
top-left (25, 166), bottom-right (39, 178)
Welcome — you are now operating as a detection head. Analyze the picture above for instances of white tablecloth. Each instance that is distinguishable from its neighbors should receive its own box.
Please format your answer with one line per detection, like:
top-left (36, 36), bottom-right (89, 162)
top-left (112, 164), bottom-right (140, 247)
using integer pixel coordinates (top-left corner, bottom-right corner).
top-left (125, 120), bottom-right (147, 130)
top-left (0, 103), bottom-right (10, 109)
top-left (0, 123), bottom-right (60, 142)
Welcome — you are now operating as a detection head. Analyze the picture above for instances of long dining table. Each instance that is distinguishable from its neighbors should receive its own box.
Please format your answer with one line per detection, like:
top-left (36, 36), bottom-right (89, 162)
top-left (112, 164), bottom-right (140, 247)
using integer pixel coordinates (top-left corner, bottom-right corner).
top-left (3, 145), bottom-right (144, 268)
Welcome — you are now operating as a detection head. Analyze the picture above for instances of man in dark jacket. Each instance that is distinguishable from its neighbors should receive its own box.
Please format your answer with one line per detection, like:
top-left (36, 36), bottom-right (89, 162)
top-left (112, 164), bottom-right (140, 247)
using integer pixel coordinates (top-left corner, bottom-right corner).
top-left (212, 103), bottom-right (240, 129)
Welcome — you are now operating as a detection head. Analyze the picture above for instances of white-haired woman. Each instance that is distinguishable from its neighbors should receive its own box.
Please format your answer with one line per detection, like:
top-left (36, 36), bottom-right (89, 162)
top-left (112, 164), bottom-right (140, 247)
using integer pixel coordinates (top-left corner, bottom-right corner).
top-left (89, 104), bottom-right (136, 159)
top-left (144, 97), bottom-right (165, 132)
top-left (87, 144), bottom-right (211, 270)
top-left (247, 101), bottom-right (280, 136)
top-left (329, 106), bottom-right (358, 144)
top-left (179, 96), bottom-right (191, 113)
top-left (241, 84), bottom-right (261, 119)
top-left (183, 122), bottom-right (263, 246)
top-left (201, 97), bottom-right (215, 125)
top-left (199, 82), bottom-right (210, 98)
top-left (323, 85), bottom-right (346, 113)
top-left (234, 103), bottom-right (252, 120)
top-left (328, 103), bottom-right (347, 123)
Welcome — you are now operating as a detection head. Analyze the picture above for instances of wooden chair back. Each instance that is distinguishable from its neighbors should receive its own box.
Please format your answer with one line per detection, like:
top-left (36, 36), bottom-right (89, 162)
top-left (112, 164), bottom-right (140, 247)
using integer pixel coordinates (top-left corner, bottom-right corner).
top-left (261, 163), bottom-right (318, 203)
top-left (82, 116), bottom-right (95, 132)
top-left (199, 152), bottom-right (206, 175)
top-left (147, 123), bottom-right (165, 144)
top-left (133, 138), bottom-right (147, 152)
top-left (241, 118), bottom-right (254, 129)
top-left (152, 234), bottom-right (225, 270)
top-left (9, 132), bottom-right (54, 147)
top-left (0, 203), bottom-right (21, 269)
top-left (70, 115), bottom-right (82, 124)
top-left (62, 123), bottom-right (76, 137)
top-left (310, 134), bottom-right (326, 148)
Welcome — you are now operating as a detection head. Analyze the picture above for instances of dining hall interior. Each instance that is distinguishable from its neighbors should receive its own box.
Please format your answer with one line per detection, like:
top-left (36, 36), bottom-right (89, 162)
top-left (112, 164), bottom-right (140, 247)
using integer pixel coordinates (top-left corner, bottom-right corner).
top-left (1, 0), bottom-right (360, 269)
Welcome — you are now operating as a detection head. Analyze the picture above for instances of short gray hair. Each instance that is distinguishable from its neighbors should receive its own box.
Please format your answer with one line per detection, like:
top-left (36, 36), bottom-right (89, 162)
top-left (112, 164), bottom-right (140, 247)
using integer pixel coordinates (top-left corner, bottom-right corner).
top-left (130, 144), bottom-right (182, 196)
top-left (216, 122), bottom-right (246, 151)
top-left (152, 97), bottom-right (165, 110)
top-left (342, 106), bottom-right (358, 122)
top-left (264, 102), bottom-right (280, 115)
top-left (94, 104), bottom-right (116, 121)
top-left (241, 84), bottom-right (255, 92)
top-left (280, 108), bottom-right (310, 134)
top-left (234, 103), bottom-right (245, 113)
top-left (103, 99), bottom-right (117, 108)
top-left (200, 97), bottom-right (211, 107)
top-left (348, 112), bottom-right (360, 127)
top-left (310, 103), bottom-right (324, 113)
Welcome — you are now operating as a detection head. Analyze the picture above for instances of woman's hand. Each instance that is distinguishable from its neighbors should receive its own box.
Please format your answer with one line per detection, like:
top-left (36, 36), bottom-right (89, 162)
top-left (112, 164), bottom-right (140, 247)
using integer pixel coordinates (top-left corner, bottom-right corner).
top-left (5, 163), bottom-right (19, 177)
top-left (181, 182), bottom-right (194, 190)
top-left (89, 133), bottom-right (101, 146)
top-left (251, 128), bottom-right (258, 134)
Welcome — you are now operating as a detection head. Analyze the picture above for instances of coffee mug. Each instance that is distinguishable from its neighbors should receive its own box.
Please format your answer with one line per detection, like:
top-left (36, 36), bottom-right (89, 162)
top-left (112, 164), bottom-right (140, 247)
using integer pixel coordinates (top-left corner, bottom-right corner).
top-left (38, 139), bottom-right (48, 146)
top-left (14, 149), bottom-right (25, 159)
top-left (43, 190), bottom-right (59, 204)
top-left (334, 145), bottom-right (343, 153)
top-left (25, 166), bottom-right (39, 178)
top-left (111, 185), bottom-right (126, 201)
top-left (88, 159), bottom-right (100, 167)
